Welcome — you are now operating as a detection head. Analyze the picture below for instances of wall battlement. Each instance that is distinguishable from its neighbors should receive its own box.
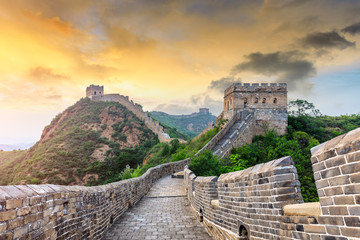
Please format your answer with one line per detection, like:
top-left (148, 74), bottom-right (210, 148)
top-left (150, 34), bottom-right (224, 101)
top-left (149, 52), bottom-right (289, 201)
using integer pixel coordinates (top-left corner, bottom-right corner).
top-left (86, 85), bottom-right (104, 98)
top-left (85, 85), bottom-right (175, 142)
top-left (184, 127), bottom-right (360, 240)
top-left (224, 82), bottom-right (287, 97)
top-left (0, 159), bottom-right (189, 240)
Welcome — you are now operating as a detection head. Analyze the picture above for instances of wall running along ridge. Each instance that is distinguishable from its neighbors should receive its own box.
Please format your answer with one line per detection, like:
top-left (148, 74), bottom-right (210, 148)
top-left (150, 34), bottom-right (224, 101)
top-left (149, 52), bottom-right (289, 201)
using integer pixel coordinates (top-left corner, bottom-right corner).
top-left (0, 159), bottom-right (190, 239)
top-left (184, 127), bottom-right (360, 239)
top-left (91, 94), bottom-right (174, 143)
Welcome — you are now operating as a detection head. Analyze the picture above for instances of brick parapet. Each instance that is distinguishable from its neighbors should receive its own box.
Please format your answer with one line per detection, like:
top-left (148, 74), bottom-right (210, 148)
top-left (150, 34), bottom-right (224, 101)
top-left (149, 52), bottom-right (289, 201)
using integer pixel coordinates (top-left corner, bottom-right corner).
top-left (196, 112), bottom-right (240, 155)
top-left (310, 127), bottom-right (360, 239)
top-left (186, 127), bottom-right (360, 239)
top-left (0, 158), bottom-right (190, 239)
top-left (185, 156), bottom-right (305, 239)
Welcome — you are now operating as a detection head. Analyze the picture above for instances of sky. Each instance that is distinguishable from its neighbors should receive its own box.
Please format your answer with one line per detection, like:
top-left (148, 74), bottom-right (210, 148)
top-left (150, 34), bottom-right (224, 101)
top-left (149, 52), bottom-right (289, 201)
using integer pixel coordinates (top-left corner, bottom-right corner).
top-left (1, 0), bottom-right (360, 144)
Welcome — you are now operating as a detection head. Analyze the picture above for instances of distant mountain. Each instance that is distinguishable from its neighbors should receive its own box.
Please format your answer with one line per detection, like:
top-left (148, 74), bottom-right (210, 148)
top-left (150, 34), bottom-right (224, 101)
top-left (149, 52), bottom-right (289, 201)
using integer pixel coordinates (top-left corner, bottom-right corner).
top-left (150, 109), bottom-right (217, 138)
top-left (0, 143), bottom-right (35, 151)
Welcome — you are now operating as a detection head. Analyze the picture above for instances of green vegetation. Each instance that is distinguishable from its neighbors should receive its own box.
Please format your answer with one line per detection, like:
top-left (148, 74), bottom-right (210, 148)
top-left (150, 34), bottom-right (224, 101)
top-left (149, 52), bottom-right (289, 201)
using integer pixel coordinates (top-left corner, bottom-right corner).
top-left (0, 98), bottom-right (159, 186)
top-left (1, 96), bottom-right (359, 204)
top-left (150, 111), bottom-right (216, 138)
top-left (189, 100), bottom-right (360, 203)
top-left (158, 122), bottom-right (189, 140)
top-left (140, 127), bottom-right (219, 171)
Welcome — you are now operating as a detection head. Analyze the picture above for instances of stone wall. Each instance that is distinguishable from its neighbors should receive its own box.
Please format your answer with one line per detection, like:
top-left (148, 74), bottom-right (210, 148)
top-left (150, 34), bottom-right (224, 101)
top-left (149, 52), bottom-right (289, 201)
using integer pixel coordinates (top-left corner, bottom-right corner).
top-left (310, 127), bottom-right (360, 239)
top-left (0, 159), bottom-right (190, 240)
top-left (91, 94), bottom-right (173, 142)
top-left (196, 113), bottom-right (239, 154)
top-left (222, 83), bottom-right (288, 135)
top-left (184, 156), bottom-right (304, 240)
top-left (185, 127), bottom-right (360, 239)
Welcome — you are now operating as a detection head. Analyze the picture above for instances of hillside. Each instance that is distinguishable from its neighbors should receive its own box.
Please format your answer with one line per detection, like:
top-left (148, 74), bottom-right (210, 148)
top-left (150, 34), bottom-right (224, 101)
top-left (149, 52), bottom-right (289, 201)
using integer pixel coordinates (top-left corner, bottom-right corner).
top-left (150, 110), bottom-right (216, 138)
top-left (0, 98), bottom-right (160, 186)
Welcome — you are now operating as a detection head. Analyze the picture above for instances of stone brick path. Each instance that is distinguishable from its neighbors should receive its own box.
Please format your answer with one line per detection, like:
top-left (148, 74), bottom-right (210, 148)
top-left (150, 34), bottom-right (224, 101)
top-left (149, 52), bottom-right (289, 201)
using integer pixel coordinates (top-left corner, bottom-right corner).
top-left (102, 175), bottom-right (212, 240)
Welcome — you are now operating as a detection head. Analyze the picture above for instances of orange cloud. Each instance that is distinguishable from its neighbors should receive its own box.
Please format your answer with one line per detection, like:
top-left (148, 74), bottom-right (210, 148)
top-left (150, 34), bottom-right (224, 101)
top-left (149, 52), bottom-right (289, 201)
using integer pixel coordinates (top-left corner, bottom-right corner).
top-left (22, 9), bottom-right (77, 36)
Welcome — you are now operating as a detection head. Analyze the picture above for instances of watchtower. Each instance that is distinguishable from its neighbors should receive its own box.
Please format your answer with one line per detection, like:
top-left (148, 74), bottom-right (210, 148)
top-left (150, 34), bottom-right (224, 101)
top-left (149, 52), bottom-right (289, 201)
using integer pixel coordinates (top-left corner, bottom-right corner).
top-left (223, 83), bottom-right (288, 135)
top-left (199, 108), bottom-right (210, 115)
top-left (86, 85), bottom-right (104, 98)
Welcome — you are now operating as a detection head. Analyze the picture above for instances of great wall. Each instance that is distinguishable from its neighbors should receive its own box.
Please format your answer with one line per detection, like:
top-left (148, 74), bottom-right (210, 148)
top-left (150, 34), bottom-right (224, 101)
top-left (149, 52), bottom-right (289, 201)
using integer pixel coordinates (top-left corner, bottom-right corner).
top-left (86, 85), bottom-right (173, 143)
top-left (1, 83), bottom-right (360, 239)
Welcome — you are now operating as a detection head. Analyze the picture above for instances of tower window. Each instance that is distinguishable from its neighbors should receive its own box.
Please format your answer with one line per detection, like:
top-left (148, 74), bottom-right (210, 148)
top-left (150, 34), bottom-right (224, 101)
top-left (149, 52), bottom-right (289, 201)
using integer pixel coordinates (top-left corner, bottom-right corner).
top-left (273, 98), bottom-right (277, 104)
top-left (94, 91), bottom-right (97, 95)
top-left (244, 98), bottom-right (248, 107)
top-left (262, 98), bottom-right (266, 103)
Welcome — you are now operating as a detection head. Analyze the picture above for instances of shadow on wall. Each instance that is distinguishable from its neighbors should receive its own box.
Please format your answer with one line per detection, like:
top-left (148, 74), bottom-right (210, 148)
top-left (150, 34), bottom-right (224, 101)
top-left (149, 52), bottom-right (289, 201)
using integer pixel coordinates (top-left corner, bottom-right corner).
top-left (184, 127), bottom-right (360, 240)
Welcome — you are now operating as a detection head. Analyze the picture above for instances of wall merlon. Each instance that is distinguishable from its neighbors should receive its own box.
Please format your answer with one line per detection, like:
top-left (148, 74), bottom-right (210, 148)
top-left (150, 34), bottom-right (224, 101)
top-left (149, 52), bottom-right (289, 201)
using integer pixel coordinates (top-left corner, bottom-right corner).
top-left (185, 127), bottom-right (360, 239)
top-left (0, 159), bottom-right (190, 240)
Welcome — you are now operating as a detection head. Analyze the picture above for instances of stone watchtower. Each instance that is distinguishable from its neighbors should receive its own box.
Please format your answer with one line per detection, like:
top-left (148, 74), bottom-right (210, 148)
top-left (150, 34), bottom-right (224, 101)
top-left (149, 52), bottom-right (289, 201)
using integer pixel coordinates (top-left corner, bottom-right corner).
top-left (223, 83), bottom-right (288, 135)
top-left (86, 85), bottom-right (104, 99)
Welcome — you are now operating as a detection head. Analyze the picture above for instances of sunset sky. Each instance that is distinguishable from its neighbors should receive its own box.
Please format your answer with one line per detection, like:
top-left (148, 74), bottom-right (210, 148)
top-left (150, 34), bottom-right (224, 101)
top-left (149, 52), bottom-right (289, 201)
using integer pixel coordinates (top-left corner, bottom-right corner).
top-left (1, 0), bottom-right (360, 145)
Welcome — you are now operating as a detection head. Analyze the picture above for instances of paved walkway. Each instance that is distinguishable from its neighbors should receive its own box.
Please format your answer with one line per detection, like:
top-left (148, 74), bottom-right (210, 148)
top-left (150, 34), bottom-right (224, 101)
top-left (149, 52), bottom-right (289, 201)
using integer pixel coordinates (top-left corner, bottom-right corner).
top-left (103, 175), bottom-right (212, 240)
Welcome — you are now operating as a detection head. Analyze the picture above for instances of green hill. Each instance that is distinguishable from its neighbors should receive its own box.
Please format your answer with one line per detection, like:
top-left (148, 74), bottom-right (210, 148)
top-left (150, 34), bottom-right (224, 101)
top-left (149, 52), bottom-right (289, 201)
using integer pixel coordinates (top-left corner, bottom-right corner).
top-left (0, 98), bottom-right (160, 186)
top-left (150, 110), bottom-right (216, 139)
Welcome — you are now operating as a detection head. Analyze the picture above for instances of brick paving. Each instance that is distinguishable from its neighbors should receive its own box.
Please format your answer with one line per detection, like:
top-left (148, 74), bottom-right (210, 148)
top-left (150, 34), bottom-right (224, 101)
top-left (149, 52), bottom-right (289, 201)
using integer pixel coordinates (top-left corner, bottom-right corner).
top-left (102, 175), bottom-right (212, 240)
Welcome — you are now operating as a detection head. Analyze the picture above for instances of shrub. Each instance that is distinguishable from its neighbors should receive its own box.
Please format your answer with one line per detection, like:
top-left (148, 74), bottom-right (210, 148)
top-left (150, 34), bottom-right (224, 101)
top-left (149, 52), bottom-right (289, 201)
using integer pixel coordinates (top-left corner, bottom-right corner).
top-left (189, 150), bottom-right (222, 176)
top-left (30, 178), bottom-right (41, 184)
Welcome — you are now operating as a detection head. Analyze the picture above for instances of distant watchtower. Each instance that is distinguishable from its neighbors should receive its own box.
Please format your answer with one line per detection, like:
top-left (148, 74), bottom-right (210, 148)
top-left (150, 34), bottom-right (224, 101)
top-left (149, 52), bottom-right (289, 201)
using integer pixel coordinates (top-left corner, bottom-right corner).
top-left (223, 83), bottom-right (288, 135)
top-left (86, 85), bottom-right (104, 98)
top-left (199, 108), bottom-right (210, 115)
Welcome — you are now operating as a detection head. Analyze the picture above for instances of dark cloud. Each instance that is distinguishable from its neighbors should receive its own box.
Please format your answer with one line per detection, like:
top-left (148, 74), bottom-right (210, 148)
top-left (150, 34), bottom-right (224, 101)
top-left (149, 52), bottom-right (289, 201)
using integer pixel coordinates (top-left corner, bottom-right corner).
top-left (300, 31), bottom-right (355, 50)
top-left (342, 22), bottom-right (360, 35)
top-left (232, 51), bottom-right (315, 89)
top-left (208, 77), bottom-right (241, 93)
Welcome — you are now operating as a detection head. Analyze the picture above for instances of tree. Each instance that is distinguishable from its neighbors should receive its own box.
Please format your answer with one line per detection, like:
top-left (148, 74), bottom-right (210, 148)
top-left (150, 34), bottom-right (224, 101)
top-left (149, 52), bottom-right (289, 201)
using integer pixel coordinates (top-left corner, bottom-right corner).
top-left (288, 99), bottom-right (321, 117)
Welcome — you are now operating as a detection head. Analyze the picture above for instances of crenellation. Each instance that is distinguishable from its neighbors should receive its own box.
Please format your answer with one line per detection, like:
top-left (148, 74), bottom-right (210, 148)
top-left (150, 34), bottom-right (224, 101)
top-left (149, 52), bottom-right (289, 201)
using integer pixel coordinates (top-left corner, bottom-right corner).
top-left (85, 85), bottom-right (178, 143)
top-left (217, 82), bottom-right (288, 158)
top-left (186, 127), bottom-right (360, 240)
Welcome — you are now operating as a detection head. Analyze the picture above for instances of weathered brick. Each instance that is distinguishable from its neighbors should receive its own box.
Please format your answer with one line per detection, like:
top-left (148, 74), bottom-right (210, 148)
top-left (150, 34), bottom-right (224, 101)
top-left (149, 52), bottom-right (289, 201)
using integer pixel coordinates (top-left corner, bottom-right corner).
top-left (317, 149), bottom-right (337, 162)
top-left (303, 225), bottom-right (326, 234)
top-left (7, 218), bottom-right (24, 230)
top-left (318, 216), bottom-right (344, 225)
top-left (320, 167), bottom-right (341, 179)
top-left (348, 206), bottom-right (360, 215)
top-left (333, 196), bottom-right (355, 205)
top-left (13, 225), bottom-right (28, 239)
top-left (349, 172), bottom-right (360, 183)
top-left (356, 195), bottom-right (360, 204)
top-left (344, 185), bottom-right (360, 194)
top-left (17, 206), bottom-right (31, 216)
top-left (0, 232), bottom-right (13, 240)
top-left (325, 226), bottom-right (340, 235)
top-left (319, 197), bottom-right (333, 206)
top-left (0, 210), bottom-right (16, 221)
top-left (325, 156), bottom-right (346, 168)
top-left (328, 175), bottom-right (350, 186)
top-left (329, 206), bottom-right (348, 215)
top-left (324, 186), bottom-right (343, 196)
top-left (311, 156), bottom-right (318, 164)
top-left (5, 199), bottom-right (22, 209)
top-left (346, 151), bottom-right (360, 163)
top-left (0, 222), bottom-right (6, 233)
top-left (313, 162), bottom-right (326, 172)
top-left (341, 162), bottom-right (360, 174)
top-left (315, 179), bottom-right (329, 189)
top-left (344, 216), bottom-right (360, 227)
top-left (340, 227), bottom-right (360, 238)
